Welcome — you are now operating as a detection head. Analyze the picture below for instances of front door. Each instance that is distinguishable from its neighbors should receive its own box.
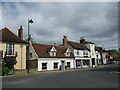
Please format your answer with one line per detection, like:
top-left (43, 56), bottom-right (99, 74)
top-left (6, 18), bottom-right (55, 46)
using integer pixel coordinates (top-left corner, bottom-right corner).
top-left (76, 60), bottom-right (81, 68)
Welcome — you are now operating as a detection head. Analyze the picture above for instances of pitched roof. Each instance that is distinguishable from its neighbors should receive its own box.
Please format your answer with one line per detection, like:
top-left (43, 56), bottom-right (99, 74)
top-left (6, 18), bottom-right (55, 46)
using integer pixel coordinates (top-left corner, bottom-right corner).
top-left (32, 42), bottom-right (74, 58)
top-left (0, 27), bottom-right (27, 43)
top-left (84, 41), bottom-right (94, 44)
top-left (95, 46), bottom-right (102, 52)
top-left (67, 41), bottom-right (90, 50)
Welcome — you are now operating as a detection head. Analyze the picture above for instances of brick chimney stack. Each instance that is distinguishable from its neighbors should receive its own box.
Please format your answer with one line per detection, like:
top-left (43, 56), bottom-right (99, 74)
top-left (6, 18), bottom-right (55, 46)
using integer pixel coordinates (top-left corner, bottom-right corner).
top-left (63, 36), bottom-right (68, 47)
top-left (18, 26), bottom-right (23, 40)
top-left (80, 37), bottom-right (85, 44)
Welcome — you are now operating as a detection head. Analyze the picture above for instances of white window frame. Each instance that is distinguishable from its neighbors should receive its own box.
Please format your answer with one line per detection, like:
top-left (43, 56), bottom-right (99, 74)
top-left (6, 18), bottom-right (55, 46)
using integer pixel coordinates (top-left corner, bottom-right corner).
top-left (6, 43), bottom-right (14, 56)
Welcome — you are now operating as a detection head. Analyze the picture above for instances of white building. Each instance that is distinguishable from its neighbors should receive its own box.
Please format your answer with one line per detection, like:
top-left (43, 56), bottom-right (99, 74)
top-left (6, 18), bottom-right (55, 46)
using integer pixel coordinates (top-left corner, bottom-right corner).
top-left (79, 37), bottom-right (98, 67)
top-left (95, 46), bottom-right (102, 65)
top-left (29, 41), bottom-right (75, 71)
top-left (62, 36), bottom-right (92, 68)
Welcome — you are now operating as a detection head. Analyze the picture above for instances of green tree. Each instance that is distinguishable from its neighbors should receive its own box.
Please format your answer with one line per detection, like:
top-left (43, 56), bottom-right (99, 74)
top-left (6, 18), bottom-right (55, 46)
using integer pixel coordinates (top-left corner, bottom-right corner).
top-left (110, 49), bottom-right (120, 62)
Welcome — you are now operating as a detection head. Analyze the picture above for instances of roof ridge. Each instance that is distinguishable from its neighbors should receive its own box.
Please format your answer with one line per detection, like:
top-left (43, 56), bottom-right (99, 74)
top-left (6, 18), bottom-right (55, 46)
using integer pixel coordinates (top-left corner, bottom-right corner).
top-left (32, 42), bottom-right (66, 48)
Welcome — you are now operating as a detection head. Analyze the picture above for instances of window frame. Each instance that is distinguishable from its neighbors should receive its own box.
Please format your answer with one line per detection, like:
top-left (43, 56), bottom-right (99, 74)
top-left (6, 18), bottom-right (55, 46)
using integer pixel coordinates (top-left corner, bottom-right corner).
top-left (53, 62), bottom-right (58, 69)
top-left (6, 43), bottom-right (14, 56)
top-left (67, 62), bottom-right (71, 68)
top-left (76, 50), bottom-right (79, 55)
top-left (42, 63), bottom-right (47, 70)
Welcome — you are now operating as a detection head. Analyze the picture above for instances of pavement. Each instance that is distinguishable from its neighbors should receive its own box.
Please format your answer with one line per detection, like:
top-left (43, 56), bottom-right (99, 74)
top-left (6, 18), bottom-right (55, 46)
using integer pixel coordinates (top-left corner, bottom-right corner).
top-left (2, 64), bottom-right (114, 77)
top-left (2, 64), bottom-right (119, 88)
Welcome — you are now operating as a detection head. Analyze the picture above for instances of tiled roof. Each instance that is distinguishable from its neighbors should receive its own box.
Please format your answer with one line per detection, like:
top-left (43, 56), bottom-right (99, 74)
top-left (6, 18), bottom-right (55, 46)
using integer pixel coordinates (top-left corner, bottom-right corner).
top-left (32, 42), bottom-right (74, 58)
top-left (0, 27), bottom-right (27, 43)
top-left (67, 41), bottom-right (90, 50)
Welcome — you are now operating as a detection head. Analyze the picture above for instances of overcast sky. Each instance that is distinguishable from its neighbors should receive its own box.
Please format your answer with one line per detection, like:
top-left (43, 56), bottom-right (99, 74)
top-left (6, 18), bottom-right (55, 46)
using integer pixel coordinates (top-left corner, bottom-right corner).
top-left (1, 2), bottom-right (118, 49)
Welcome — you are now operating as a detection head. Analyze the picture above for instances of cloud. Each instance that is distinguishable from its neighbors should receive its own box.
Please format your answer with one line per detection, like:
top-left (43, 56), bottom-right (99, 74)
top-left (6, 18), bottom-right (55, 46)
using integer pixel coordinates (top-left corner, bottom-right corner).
top-left (1, 2), bottom-right (118, 49)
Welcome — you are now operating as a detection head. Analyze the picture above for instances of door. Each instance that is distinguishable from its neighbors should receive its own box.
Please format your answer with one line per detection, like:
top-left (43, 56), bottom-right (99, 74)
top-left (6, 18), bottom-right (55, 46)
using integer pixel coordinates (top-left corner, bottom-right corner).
top-left (61, 60), bottom-right (65, 71)
top-left (76, 60), bottom-right (81, 68)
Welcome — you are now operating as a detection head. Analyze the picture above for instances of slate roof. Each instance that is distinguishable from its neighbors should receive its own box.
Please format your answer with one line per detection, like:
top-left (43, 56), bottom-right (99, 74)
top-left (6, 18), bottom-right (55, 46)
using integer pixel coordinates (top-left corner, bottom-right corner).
top-left (95, 46), bottom-right (102, 52)
top-left (84, 41), bottom-right (95, 44)
top-left (32, 42), bottom-right (74, 58)
top-left (0, 27), bottom-right (27, 43)
top-left (67, 41), bottom-right (90, 50)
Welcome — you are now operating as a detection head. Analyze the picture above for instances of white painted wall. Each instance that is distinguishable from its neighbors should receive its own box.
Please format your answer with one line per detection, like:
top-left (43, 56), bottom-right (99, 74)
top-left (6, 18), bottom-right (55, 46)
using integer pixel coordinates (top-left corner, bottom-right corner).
top-left (74, 49), bottom-right (90, 57)
top-left (38, 58), bottom-right (75, 71)
top-left (102, 53), bottom-right (107, 64)
top-left (29, 42), bottom-right (38, 60)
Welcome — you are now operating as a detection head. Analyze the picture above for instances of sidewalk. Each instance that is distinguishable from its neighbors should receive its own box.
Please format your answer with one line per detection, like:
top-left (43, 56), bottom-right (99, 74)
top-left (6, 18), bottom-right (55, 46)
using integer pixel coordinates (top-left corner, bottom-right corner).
top-left (2, 64), bottom-right (114, 77)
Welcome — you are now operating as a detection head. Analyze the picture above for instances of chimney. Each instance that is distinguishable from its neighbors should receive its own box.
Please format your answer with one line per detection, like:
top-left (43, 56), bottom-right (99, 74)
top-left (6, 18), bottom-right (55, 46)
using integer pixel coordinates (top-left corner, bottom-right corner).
top-left (63, 36), bottom-right (68, 47)
top-left (18, 26), bottom-right (23, 40)
top-left (80, 37), bottom-right (85, 44)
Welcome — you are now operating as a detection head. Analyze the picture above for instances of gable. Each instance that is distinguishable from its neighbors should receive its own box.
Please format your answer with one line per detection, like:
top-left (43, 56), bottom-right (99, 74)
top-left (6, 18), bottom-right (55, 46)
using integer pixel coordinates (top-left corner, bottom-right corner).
top-left (0, 27), bottom-right (27, 44)
top-left (50, 47), bottom-right (57, 52)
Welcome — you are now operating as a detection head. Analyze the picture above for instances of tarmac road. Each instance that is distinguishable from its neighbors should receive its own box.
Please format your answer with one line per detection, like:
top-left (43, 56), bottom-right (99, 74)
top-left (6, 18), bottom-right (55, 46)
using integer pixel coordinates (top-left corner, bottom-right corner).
top-left (2, 64), bottom-right (119, 88)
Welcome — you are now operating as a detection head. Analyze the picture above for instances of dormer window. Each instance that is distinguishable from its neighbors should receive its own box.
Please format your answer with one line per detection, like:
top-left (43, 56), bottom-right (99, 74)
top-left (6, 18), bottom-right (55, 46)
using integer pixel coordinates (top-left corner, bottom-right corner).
top-left (51, 51), bottom-right (56, 56)
top-left (65, 48), bottom-right (71, 56)
top-left (66, 52), bottom-right (70, 56)
top-left (50, 47), bottom-right (57, 56)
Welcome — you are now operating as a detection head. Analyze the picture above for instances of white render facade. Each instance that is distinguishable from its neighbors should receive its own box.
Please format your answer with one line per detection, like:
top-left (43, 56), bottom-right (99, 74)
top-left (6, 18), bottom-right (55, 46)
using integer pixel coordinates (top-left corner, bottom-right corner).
top-left (95, 50), bottom-right (102, 65)
top-left (85, 43), bottom-right (98, 67)
top-left (68, 43), bottom-right (92, 68)
top-left (29, 42), bottom-right (75, 71)
top-left (38, 58), bottom-right (75, 71)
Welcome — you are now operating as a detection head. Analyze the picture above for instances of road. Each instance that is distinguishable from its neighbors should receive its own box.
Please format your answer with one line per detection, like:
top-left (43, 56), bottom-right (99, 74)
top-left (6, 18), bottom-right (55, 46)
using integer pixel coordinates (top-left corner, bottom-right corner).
top-left (2, 64), bottom-right (119, 88)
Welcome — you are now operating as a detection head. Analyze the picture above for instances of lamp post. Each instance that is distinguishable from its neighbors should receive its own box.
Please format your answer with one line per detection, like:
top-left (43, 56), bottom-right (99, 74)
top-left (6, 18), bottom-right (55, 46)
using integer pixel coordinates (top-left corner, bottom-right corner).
top-left (27, 19), bottom-right (34, 73)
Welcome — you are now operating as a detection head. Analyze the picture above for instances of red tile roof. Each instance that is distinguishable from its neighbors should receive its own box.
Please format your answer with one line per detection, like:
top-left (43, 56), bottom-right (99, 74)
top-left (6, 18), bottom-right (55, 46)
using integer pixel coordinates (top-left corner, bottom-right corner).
top-left (0, 27), bottom-right (27, 43)
top-left (32, 42), bottom-right (74, 58)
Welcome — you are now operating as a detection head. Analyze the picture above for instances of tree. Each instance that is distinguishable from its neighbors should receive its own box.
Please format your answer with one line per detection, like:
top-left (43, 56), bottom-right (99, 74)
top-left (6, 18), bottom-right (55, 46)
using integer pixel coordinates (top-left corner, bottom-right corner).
top-left (110, 49), bottom-right (120, 63)
top-left (3, 56), bottom-right (17, 69)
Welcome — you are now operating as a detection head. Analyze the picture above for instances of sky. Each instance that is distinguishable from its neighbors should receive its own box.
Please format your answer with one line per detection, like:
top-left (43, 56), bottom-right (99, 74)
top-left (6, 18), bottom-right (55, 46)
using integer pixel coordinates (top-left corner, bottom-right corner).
top-left (0, 1), bottom-right (118, 50)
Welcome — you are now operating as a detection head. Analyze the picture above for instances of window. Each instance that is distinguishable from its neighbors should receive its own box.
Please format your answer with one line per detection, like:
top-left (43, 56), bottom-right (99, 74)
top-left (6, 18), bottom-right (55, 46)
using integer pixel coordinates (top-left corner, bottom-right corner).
top-left (29, 53), bottom-right (32, 58)
top-left (51, 51), bottom-right (56, 56)
top-left (42, 63), bottom-right (47, 70)
top-left (83, 60), bottom-right (89, 65)
top-left (67, 62), bottom-right (70, 68)
top-left (54, 62), bottom-right (58, 69)
top-left (83, 50), bottom-right (88, 56)
top-left (76, 50), bottom-right (79, 55)
top-left (96, 55), bottom-right (98, 58)
top-left (6, 43), bottom-right (14, 55)
top-left (66, 52), bottom-right (70, 56)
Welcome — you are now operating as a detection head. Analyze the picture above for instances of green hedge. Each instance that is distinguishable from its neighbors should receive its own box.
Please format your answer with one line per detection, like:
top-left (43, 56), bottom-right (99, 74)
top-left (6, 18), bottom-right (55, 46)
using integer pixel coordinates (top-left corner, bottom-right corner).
top-left (2, 67), bottom-right (15, 76)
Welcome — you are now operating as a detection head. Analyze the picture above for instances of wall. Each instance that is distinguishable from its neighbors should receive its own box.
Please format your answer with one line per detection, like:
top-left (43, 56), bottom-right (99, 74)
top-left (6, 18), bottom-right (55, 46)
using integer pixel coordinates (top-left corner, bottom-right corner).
top-left (102, 53), bottom-right (107, 64)
top-left (0, 42), bottom-right (26, 69)
top-left (74, 49), bottom-right (90, 57)
top-left (38, 58), bottom-right (75, 71)
top-left (29, 42), bottom-right (38, 60)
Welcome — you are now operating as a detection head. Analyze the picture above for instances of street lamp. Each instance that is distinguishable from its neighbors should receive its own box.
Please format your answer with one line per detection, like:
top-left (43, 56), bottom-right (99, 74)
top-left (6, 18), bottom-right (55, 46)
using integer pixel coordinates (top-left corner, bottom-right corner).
top-left (27, 19), bottom-right (34, 73)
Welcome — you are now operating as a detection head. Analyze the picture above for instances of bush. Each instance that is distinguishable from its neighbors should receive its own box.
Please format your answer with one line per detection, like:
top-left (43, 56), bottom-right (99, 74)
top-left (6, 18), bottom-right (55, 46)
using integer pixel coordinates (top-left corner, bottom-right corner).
top-left (2, 67), bottom-right (15, 76)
